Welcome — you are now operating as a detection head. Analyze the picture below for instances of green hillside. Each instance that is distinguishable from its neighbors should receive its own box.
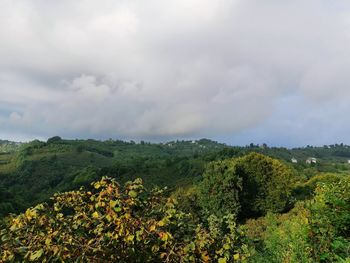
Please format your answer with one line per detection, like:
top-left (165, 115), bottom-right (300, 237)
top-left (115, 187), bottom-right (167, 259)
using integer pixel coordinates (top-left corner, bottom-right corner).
top-left (1, 148), bottom-right (349, 262)
top-left (0, 137), bottom-right (228, 216)
top-left (1, 137), bottom-right (350, 218)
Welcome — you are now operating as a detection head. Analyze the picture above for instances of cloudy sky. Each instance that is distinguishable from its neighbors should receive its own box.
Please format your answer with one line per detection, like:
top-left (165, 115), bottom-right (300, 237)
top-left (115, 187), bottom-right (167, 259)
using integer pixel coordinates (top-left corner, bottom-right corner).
top-left (1, 0), bottom-right (350, 146)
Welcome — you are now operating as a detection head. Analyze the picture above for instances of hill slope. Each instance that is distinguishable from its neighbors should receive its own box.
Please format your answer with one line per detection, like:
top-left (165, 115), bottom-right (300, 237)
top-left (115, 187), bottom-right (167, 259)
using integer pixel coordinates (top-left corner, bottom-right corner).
top-left (1, 137), bottom-right (350, 217)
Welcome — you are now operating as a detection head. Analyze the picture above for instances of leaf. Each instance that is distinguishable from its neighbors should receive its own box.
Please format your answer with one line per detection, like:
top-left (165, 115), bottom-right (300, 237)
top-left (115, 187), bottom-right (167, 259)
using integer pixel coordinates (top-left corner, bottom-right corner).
top-left (9, 224), bottom-right (18, 231)
top-left (114, 206), bottom-right (122, 212)
top-left (152, 245), bottom-right (159, 252)
top-left (157, 220), bottom-right (165, 227)
top-left (110, 200), bottom-right (118, 207)
top-left (29, 249), bottom-right (43, 261)
top-left (223, 243), bottom-right (230, 250)
top-left (92, 211), bottom-right (99, 219)
top-left (218, 258), bottom-right (227, 263)
top-left (128, 190), bottom-right (138, 198)
top-left (136, 230), bottom-right (143, 241)
top-left (233, 253), bottom-right (240, 260)
top-left (126, 234), bottom-right (135, 242)
top-left (25, 209), bottom-right (37, 220)
top-left (45, 238), bottom-right (51, 246)
top-left (201, 252), bottom-right (210, 262)
top-left (159, 231), bottom-right (169, 242)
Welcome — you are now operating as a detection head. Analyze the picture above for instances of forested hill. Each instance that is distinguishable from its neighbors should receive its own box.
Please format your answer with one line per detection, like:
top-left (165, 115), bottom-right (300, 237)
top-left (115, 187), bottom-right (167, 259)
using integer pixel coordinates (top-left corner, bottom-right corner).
top-left (1, 136), bottom-right (350, 217)
top-left (0, 137), bottom-right (350, 262)
top-left (0, 137), bottom-right (227, 216)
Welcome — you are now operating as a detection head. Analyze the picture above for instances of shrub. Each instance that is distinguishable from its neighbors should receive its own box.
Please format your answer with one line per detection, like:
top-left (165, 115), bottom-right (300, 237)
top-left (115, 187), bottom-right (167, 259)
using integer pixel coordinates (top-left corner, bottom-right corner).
top-left (308, 177), bottom-right (350, 262)
top-left (0, 177), bottom-right (249, 262)
top-left (293, 173), bottom-right (343, 200)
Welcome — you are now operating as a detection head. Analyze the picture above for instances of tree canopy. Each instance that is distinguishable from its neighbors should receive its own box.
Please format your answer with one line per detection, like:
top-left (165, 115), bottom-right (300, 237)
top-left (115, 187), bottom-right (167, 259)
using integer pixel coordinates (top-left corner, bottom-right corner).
top-left (199, 153), bottom-right (296, 218)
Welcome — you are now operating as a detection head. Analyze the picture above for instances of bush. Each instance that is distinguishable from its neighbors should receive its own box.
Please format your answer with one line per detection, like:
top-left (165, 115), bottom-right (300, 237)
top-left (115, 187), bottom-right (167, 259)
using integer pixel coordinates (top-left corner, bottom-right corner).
top-left (293, 173), bottom-right (343, 200)
top-left (171, 185), bottom-right (201, 220)
top-left (260, 204), bottom-right (311, 263)
top-left (308, 177), bottom-right (350, 262)
top-left (247, 177), bottom-right (350, 263)
top-left (0, 177), bottom-right (249, 262)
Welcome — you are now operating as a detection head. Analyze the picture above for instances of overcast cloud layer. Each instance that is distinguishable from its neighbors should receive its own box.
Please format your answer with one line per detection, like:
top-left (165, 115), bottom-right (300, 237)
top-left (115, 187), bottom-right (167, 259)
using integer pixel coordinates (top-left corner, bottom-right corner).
top-left (1, 0), bottom-right (350, 146)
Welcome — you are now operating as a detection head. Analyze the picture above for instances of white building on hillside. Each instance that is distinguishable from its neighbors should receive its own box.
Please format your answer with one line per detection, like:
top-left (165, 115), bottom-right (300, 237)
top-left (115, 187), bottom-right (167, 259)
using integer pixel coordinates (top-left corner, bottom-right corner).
top-left (306, 157), bottom-right (317, 164)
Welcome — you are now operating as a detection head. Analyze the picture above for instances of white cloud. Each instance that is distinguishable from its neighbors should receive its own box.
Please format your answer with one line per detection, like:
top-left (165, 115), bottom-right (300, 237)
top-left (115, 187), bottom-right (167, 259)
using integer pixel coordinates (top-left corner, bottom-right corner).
top-left (0, 0), bottom-right (350, 144)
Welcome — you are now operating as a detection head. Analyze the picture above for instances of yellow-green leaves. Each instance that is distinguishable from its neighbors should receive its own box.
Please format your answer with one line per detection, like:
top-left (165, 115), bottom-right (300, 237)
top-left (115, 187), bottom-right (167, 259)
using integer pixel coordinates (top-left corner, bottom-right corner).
top-left (109, 200), bottom-right (118, 208)
top-left (45, 237), bottom-right (52, 246)
top-left (126, 234), bottom-right (135, 243)
top-left (1, 250), bottom-right (14, 262)
top-left (25, 209), bottom-right (37, 221)
top-left (0, 177), bottom-right (249, 262)
top-left (157, 220), bottom-right (166, 227)
top-left (92, 211), bottom-right (99, 219)
top-left (149, 224), bottom-right (156, 232)
top-left (159, 231), bottom-right (170, 242)
top-left (29, 249), bottom-right (43, 261)
top-left (128, 190), bottom-right (138, 198)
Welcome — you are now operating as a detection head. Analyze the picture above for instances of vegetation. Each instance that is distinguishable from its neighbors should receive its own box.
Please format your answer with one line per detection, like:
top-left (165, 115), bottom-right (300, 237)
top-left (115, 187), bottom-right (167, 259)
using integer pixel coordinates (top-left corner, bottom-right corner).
top-left (0, 140), bottom-right (21, 154)
top-left (245, 177), bottom-right (350, 262)
top-left (1, 178), bottom-right (248, 262)
top-left (0, 138), bottom-right (226, 216)
top-left (198, 153), bottom-right (295, 219)
top-left (0, 138), bottom-right (349, 262)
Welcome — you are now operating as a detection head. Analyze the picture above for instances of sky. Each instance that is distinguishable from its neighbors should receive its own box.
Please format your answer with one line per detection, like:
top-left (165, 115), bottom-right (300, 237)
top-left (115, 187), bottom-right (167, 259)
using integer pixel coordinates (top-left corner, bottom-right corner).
top-left (1, 0), bottom-right (350, 147)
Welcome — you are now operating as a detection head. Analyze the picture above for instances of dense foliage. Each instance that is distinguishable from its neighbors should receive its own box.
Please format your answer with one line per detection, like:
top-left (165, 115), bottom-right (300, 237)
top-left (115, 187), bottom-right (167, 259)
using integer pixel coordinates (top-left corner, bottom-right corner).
top-left (1, 138), bottom-right (350, 218)
top-left (198, 158), bottom-right (242, 217)
top-left (1, 178), bottom-right (248, 262)
top-left (308, 177), bottom-right (350, 262)
top-left (198, 153), bottom-right (295, 218)
top-left (0, 138), bottom-right (350, 262)
top-left (0, 138), bottom-right (225, 217)
top-left (245, 177), bottom-right (350, 262)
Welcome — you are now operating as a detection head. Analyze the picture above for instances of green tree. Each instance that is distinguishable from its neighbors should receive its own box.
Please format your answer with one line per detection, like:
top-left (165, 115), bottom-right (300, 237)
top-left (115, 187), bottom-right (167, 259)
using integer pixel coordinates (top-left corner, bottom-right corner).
top-left (198, 153), bottom-right (295, 219)
top-left (236, 153), bottom-right (295, 217)
top-left (47, 136), bottom-right (62, 144)
top-left (198, 158), bottom-right (243, 218)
